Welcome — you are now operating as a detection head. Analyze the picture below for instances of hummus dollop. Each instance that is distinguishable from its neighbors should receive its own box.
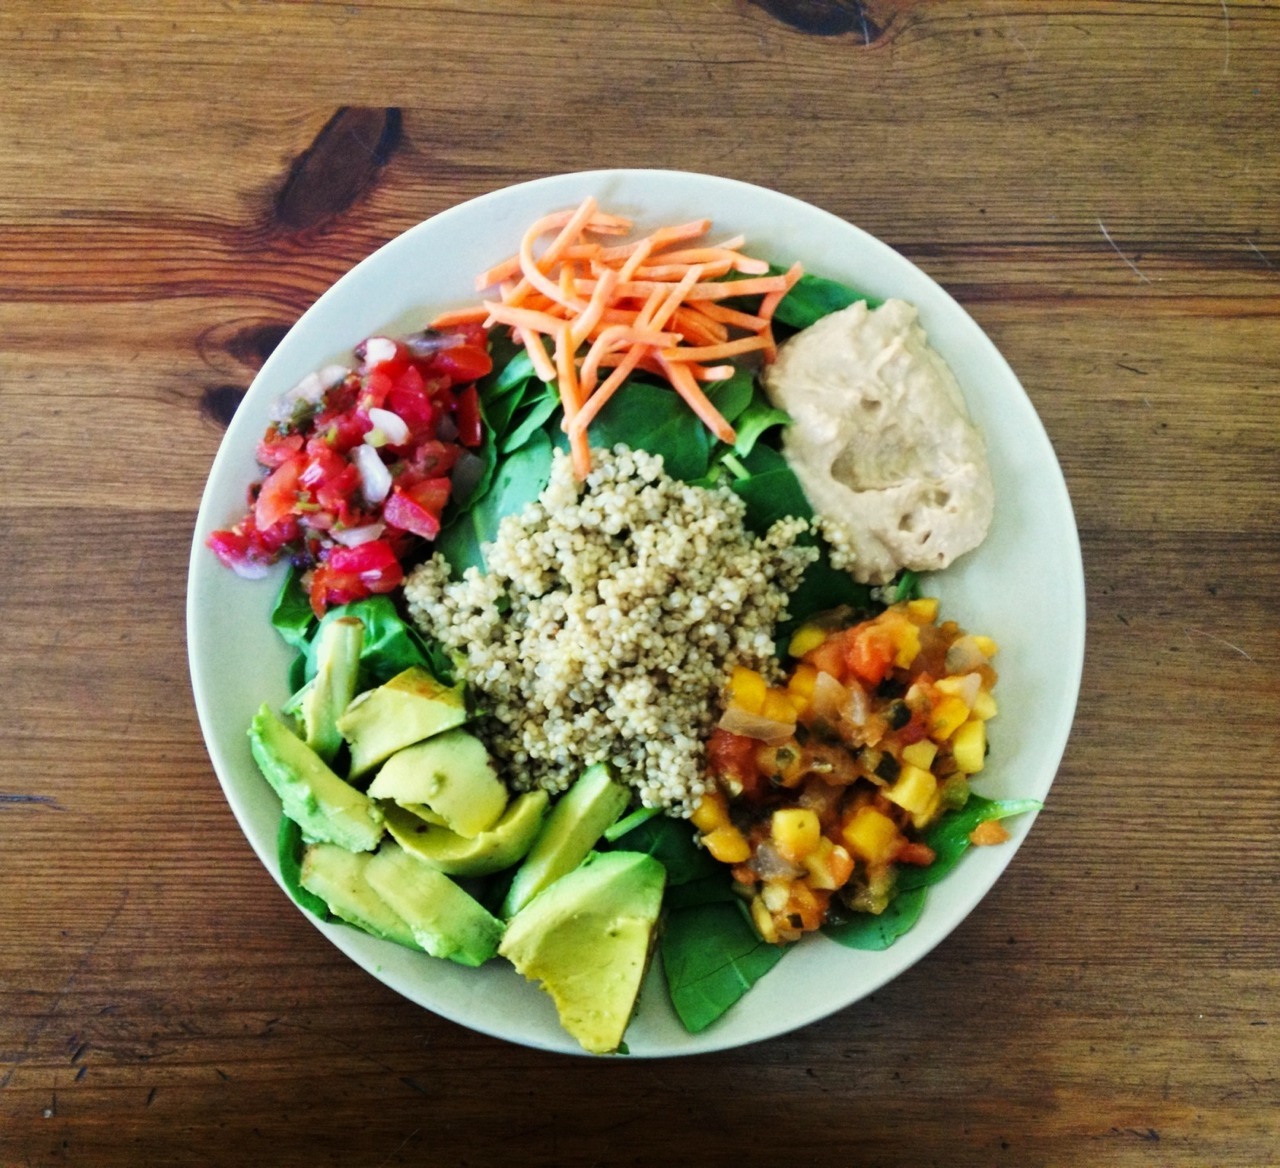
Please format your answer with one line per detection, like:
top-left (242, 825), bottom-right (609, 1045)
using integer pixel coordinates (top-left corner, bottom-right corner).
top-left (762, 298), bottom-right (994, 584)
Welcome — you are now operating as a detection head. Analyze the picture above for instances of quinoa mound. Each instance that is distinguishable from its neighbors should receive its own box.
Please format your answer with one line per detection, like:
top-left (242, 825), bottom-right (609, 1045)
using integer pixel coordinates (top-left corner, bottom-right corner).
top-left (403, 444), bottom-right (817, 814)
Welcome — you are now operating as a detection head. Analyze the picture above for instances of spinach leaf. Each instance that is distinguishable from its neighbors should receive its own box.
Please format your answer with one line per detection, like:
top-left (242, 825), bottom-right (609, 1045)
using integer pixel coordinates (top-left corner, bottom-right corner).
top-left (305, 595), bottom-right (452, 690)
top-left (569, 380), bottom-right (712, 483)
top-left (606, 814), bottom-right (720, 887)
top-left (732, 401), bottom-right (792, 458)
top-left (664, 874), bottom-right (739, 910)
top-left (434, 428), bottom-right (555, 576)
top-left (500, 390), bottom-right (561, 455)
top-left (772, 270), bottom-right (875, 331)
top-left (777, 541), bottom-right (877, 649)
top-left (897, 796), bottom-right (1042, 892)
top-left (705, 366), bottom-right (756, 427)
top-left (276, 814), bottom-right (330, 920)
top-left (271, 566), bottom-right (316, 651)
top-left (823, 886), bottom-right (927, 951)
top-left (660, 900), bottom-right (786, 1033)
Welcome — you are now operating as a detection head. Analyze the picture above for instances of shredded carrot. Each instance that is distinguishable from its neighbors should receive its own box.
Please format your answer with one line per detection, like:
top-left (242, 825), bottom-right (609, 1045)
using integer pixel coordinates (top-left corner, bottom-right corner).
top-left (459, 198), bottom-right (802, 476)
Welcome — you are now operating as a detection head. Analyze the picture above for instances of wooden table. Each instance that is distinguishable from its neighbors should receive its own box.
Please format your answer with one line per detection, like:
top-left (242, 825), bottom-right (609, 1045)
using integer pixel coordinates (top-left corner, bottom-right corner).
top-left (2, 2), bottom-right (1276, 1165)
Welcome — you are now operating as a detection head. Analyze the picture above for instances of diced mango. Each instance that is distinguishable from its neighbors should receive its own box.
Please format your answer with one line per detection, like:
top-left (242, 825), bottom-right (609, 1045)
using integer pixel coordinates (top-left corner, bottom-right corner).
top-left (772, 807), bottom-right (821, 862)
top-left (703, 824), bottom-right (752, 865)
top-left (761, 689), bottom-right (798, 723)
top-left (951, 719), bottom-right (987, 774)
top-left (787, 623), bottom-right (829, 659)
top-left (885, 763), bottom-right (938, 816)
top-left (971, 689), bottom-right (999, 721)
top-left (787, 662), bottom-right (818, 699)
top-left (929, 695), bottom-right (971, 741)
top-left (906, 597), bottom-right (939, 623)
top-left (911, 792), bottom-right (943, 831)
top-left (750, 896), bottom-right (779, 943)
top-left (803, 837), bottom-right (855, 890)
top-left (691, 789), bottom-right (730, 832)
top-left (935, 673), bottom-right (981, 705)
top-left (728, 665), bottom-right (768, 715)
top-left (901, 740), bottom-right (938, 770)
top-left (890, 619), bottom-right (922, 669)
top-left (841, 805), bottom-right (902, 866)
top-left (972, 635), bottom-right (999, 658)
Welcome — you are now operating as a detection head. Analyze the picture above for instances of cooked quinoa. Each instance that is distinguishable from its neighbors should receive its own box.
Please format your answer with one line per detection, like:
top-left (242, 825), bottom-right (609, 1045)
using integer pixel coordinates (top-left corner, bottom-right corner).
top-left (403, 444), bottom-right (818, 815)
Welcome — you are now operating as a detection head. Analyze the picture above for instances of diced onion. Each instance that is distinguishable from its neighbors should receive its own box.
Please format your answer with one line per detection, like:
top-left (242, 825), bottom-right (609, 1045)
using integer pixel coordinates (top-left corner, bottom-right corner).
top-left (718, 705), bottom-right (794, 745)
top-left (351, 443), bottom-right (392, 505)
top-left (329, 522), bottom-right (386, 547)
top-left (946, 636), bottom-right (989, 674)
top-left (268, 364), bottom-right (350, 424)
top-left (810, 670), bottom-right (849, 722)
top-left (362, 336), bottom-right (398, 366)
top-left (228, 558), bottom-right (272, 580)
top-left (366, 407), bottom-right (410, 446)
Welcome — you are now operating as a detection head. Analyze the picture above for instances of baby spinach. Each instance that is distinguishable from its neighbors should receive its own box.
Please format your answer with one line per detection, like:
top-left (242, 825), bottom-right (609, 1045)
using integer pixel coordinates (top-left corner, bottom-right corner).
top-left (660, 900), bottom-right (787, 1033)
top-left (301, 594), bottom-right (453, 690)
top-left (277, 813), bottom-right (331, 921)
top-left (822, 797), bottom-right (1042, 950)
top-left (271, 565), bottom-right (317, 651)
top-left (771, 269), bottom-right (875, 331)
top-left (823, 887), bottom-right (927, 951)
top-left (434, 428), bottom-right (555, 576)
top-left (897, 796), bottom-right (1042, 893)
top-left (606, 813), bottom-right (720, 887)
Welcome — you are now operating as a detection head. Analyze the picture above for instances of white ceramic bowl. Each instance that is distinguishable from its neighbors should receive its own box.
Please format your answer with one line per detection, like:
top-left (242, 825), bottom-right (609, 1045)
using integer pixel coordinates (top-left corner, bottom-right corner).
top-left (187, 169), bottom-right (1085, 1057)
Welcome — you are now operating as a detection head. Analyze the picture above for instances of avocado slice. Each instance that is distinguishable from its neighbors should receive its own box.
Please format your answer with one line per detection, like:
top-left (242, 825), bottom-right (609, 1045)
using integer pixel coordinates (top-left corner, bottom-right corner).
top-left (364, 842), bottom-right (505, 967)
top-left (499, 850), bottom-right (666, 1054)
top-left (337, 667), bottom-right (467, 778)
top-left (501, 763), bottom-right (630, 918)
top-left (297, 616), bottom-right (364, 764)
top-left (367, 729), bottom-right (507, 838)
top-left (299, 842), bottom-right (421, 951)
top-left (382, 791), bottom-right (550, 877)
top-left (248, 705), bottom-right (383, 852)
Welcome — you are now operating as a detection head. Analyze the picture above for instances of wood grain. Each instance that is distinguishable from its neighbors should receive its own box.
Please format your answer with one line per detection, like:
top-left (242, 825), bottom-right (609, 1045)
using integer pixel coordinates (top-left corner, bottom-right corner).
top-left (1, 1), bottom-right (1277, 1165)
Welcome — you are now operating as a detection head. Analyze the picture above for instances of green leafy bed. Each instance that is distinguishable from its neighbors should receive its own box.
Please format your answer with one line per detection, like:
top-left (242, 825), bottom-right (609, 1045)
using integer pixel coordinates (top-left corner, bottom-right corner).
top-left (266, 267), bottom-right (1039, 1037)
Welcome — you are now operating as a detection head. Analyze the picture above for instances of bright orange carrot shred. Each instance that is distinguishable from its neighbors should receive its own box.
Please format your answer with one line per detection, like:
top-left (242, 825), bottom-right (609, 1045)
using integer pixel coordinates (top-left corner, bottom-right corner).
top-left (430, 197), bottom-right (803, 478)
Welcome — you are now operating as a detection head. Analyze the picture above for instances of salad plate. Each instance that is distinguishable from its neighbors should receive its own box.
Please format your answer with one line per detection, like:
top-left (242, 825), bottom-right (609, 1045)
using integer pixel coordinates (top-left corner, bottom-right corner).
top-left (187, 169), bottom-right (1085, 1056)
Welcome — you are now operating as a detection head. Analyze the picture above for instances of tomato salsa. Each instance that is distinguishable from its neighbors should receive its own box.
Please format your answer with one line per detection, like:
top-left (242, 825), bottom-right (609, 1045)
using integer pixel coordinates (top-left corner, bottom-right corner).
top-left (694, 599), bottom-right (1001, 944)
top-left (207, 324), bottom-right (491, 616)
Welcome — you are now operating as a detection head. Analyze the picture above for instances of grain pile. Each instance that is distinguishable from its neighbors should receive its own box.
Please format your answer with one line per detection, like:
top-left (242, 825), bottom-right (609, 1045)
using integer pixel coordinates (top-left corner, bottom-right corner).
top-left (404, 445), bottom-right (817, 813)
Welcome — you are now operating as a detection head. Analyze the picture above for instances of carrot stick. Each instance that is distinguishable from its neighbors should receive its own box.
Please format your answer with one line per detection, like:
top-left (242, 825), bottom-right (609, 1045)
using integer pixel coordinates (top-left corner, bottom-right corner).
top-left (428, 304), bottom-right (491, 328)
top-left (660, 334), bottom-right (770, 363)
top-left (454, 202), bottom-right (802, 477)
top-left (659, 356), bottom-right (736, 444)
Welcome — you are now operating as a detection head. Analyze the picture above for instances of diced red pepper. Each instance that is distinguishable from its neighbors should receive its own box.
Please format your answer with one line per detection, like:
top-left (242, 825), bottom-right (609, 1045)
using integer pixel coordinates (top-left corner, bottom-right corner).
top-left (454, 384), bottom-right (483, 448)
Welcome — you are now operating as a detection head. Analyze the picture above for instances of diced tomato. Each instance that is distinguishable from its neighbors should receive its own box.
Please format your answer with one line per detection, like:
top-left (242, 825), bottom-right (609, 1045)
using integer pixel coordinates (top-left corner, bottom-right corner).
top-left (383, 477), bottom-right (451, 540)
top-left (707, 729), bottom-right (760, 798)
top-left (847, 626), bottom-right (896, 687)
top-left (314, 462), bottom-right (362, 516)
top-left (255, 429), bottom-right (304, 468)
top-left (360, 368), bottom-right (395, 412)
top-left (387, 367), bottom-right (436, 434)
top-left (429, 343), bottom-right (492, 383)
top-left (805, 637), bottom-right (848, 683)
top-left (307, 539), bottom-right (404, 616)
top-left (403, 439), bottom-right (461, 481)
top-left (254, 456), bottom-right (304, 531)
top-left (454, 384), bottom-right (483, 448)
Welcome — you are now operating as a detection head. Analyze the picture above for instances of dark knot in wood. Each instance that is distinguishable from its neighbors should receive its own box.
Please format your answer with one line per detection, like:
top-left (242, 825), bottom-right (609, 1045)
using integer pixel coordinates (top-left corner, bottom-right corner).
top-left (750, 0), bottom-right (884, 41)
top-left (274, 107), bottom-right (403, 233)
top-left (200, 383), bottom-right (247, 429)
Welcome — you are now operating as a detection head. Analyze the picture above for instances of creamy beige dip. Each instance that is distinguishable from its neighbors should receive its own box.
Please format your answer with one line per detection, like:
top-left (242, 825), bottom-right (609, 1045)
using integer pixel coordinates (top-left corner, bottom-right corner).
top-left (762, 298), bottom-right (994, 584)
